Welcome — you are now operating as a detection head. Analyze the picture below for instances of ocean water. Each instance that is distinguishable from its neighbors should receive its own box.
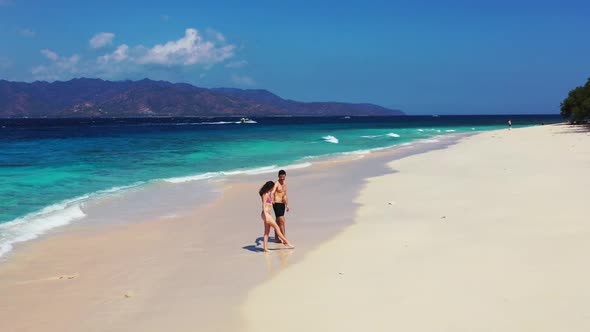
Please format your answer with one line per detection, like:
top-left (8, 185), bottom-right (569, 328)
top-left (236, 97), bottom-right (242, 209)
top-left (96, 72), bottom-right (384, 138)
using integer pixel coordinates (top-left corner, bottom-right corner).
top-left (0, 114), bottom-right (561, 256)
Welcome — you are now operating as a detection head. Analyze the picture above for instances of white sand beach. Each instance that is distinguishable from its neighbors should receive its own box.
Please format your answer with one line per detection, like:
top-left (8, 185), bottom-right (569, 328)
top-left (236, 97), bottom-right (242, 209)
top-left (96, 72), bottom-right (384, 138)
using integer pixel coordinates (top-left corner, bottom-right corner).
top-left (243, 124), bottom-right (590, 331)
top-left (1, 124), bottom-right (589, 331)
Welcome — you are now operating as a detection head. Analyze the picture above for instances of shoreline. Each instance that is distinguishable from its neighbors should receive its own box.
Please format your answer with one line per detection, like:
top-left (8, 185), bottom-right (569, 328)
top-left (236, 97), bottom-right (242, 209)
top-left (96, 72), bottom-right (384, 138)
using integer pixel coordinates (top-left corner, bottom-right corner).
top-left (242, 124), bottom-right (590, 331)
top-left (2, 124), bottom-right (584, 331)
top-left (2, 113), bottom-right (560, 256)
top-left (0, 130), bottom-right (469, 331)
top-left (0, 130), bottom-right (471, 261)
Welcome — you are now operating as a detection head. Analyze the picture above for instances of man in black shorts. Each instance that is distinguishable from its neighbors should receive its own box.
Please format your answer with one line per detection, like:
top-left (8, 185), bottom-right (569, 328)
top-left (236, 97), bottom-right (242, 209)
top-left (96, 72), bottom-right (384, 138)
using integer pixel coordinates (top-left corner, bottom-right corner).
top-left (272, 170), bottom-right (289, 243)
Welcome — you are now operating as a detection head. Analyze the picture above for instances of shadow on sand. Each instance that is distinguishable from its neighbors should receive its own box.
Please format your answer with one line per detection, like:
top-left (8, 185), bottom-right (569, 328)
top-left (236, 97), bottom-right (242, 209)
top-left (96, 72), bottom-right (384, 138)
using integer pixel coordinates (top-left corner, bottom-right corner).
top-left (242, 237), bottom-right (291, 252)
top-left (551, 123), bottom-right (590, 134)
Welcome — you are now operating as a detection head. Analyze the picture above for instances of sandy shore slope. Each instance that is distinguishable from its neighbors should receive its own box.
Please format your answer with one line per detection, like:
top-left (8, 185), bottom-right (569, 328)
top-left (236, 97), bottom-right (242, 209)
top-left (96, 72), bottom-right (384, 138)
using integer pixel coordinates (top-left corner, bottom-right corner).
top-left (243, 124), bottom-right (590, 332)
top-left (0, 130), bottom-right (462, 332)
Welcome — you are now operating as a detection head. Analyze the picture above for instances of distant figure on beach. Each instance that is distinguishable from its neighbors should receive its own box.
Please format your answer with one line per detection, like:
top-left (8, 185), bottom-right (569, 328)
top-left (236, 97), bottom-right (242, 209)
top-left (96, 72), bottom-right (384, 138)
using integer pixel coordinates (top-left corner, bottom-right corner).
top-left (259, 181), bottom-right (293, 252)
top-left (272, 170), bottom-right (289, 243)
top-left (508, 119), bottom-right (512, 130)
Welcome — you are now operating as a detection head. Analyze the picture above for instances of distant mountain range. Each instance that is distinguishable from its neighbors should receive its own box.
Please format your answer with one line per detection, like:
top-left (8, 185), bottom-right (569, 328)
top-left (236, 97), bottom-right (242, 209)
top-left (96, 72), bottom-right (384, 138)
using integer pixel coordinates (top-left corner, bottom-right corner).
top-left (0, 78), bottom-right (404, 118)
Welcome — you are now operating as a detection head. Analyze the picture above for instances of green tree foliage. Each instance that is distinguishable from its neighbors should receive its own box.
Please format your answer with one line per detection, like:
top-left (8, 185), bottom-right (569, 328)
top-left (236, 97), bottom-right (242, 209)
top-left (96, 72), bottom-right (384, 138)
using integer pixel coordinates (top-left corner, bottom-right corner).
top-left (561, 78), bottom-right (590, 123)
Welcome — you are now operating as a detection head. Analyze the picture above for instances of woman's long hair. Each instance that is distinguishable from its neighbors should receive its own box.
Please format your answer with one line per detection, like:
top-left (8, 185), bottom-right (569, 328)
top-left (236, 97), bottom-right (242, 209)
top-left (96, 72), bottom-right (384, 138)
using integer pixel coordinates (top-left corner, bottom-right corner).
top-left (259, 181), bottom-right (274, 197)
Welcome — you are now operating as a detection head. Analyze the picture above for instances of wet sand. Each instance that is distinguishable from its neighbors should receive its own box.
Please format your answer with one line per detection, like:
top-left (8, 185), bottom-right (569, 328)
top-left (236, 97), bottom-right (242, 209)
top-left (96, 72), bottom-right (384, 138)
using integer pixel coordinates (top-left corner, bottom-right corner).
top-left (0, 131), bottom-right (464, 331)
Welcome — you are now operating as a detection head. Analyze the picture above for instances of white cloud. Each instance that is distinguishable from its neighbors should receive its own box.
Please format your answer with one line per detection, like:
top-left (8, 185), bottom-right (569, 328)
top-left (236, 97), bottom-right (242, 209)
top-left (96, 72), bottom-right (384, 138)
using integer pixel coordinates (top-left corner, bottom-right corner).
top-left (89, 32), bottom-right (115, 49)
top-left (215, 32), bottom-right (226, 43)
top-left (31, 28), bottom-right (237, 81)
top-left (231, 74), bottom-right (256, 86)
top-left (206, 28), bottom-right (226, 43)
top-left (98, 44), bottom-right (129, 64)
top-left (41, 49), bottom-right (59, 61)
top-left (138, 28), bottom-right (234, 66)
top-left (225, 60), bottom-right (248, 68)
top-left (18, 28), bottom-right (36, 38)
top-left (32, 52), bottom-right (81, 81)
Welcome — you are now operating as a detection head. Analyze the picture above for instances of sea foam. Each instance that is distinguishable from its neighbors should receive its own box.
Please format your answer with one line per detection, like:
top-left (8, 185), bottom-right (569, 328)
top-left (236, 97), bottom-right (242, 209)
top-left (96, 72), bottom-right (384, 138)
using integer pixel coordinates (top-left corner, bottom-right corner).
top-left (0, 183), bottom-right (145, 259)
top-left (322, 135), bottom-right (339, 144)
top-left (163, 163), bottom-right (312, 184)
top-left (0, 200), bottom-right (85, 258)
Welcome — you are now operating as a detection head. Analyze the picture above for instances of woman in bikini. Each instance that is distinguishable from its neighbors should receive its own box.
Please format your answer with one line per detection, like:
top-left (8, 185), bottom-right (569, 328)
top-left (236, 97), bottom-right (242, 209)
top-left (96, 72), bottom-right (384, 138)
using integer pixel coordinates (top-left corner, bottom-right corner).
top-left (259, 181), bottom-right (293, 252)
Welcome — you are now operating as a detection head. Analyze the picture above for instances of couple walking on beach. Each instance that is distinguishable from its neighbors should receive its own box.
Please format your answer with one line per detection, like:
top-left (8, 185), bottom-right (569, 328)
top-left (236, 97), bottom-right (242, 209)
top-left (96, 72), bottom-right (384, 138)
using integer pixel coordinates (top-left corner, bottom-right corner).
top-left (259, 170), bottom-right (294, 252)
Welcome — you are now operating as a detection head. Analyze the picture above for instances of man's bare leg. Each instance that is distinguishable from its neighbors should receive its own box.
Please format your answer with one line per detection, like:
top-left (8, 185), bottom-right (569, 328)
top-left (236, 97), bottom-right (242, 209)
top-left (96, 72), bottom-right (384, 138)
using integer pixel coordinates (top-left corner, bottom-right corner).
top-left (279, 216), bottom-right (286, 236)
top-left (273, 216), bottom-right (286, 243)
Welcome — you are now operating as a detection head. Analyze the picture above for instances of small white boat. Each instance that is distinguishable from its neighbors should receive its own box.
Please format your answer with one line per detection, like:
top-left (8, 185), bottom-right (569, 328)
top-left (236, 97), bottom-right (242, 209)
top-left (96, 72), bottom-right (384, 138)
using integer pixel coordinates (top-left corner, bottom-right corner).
top-left (239, 117), bottom-right (257, 124)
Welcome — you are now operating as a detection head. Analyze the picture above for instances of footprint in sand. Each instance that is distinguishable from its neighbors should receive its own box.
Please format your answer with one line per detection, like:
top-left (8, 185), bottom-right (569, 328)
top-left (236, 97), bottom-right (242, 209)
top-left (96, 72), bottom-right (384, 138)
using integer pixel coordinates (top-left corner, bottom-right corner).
top-left (18, 273), bottom-right (80, 284)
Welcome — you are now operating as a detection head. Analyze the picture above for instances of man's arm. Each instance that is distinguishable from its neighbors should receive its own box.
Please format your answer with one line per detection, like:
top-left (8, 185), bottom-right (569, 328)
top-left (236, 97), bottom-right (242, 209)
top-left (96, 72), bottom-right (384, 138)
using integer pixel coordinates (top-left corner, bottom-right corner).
top-left (284, 184), bottom-right (290, 212)
top-left (271, 182), bottom-right (278, 198)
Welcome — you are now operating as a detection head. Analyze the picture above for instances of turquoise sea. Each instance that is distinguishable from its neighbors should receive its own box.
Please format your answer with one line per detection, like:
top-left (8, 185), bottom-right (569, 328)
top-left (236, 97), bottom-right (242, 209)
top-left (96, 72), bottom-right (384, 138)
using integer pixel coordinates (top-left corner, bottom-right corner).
top-left (0, 115), bottom-right (561, 256)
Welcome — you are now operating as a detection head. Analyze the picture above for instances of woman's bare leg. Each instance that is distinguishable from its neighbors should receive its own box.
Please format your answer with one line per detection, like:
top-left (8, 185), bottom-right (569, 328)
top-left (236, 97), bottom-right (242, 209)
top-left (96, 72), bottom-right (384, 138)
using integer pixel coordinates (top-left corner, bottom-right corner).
top-left (268, 221), bottom-right (293, 248)
top-left (263, 223), bottom-right (271, 252)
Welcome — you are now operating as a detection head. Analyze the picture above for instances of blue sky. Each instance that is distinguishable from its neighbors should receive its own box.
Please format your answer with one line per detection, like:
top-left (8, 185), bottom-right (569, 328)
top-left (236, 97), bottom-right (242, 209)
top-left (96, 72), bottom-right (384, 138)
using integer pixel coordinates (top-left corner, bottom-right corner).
top-left (1, 0), bottom-right (589, 114)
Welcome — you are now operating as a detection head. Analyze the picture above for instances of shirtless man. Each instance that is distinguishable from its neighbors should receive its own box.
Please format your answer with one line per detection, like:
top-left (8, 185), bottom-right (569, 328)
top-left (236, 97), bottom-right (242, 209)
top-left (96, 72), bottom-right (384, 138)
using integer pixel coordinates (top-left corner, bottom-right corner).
top-left (272, 170), bottom-right (290, 243)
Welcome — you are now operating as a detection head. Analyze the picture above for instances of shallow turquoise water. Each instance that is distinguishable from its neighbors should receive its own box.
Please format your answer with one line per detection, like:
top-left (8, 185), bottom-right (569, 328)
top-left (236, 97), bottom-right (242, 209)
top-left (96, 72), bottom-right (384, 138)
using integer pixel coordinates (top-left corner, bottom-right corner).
top-left (0, 115), bottom-right (561, 256)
